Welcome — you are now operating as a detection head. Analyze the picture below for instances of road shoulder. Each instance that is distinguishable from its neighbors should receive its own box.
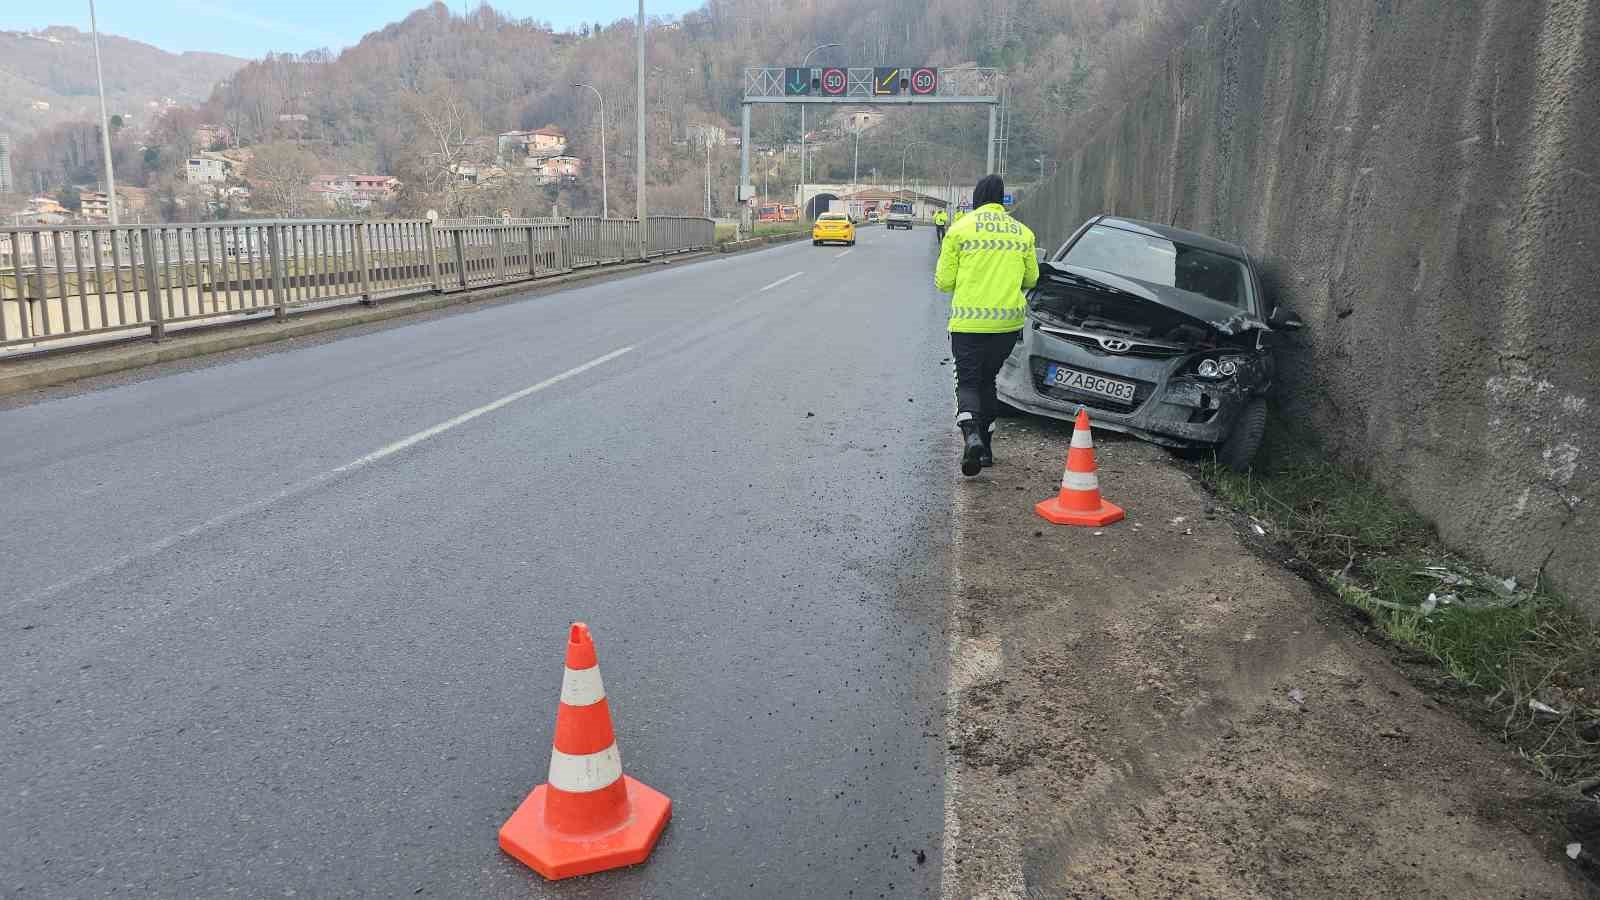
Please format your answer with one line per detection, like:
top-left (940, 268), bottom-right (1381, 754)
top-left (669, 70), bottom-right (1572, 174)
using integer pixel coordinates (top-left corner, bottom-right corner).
top-left (944, 417), bottom-right (1586, 898)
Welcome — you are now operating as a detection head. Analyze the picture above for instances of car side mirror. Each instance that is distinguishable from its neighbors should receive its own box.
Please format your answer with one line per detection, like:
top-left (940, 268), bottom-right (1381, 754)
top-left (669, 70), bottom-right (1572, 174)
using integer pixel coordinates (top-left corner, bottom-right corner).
top-left (1268, 305), bottom-right (1304, 331)
top-left (1035, 247), bottom-right (1048, 263)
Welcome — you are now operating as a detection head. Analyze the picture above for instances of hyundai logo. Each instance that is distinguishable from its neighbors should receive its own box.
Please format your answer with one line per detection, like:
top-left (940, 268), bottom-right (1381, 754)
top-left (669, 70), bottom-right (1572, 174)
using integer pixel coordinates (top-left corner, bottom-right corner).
top-left (1098, 337), bottom-right (1132, 353)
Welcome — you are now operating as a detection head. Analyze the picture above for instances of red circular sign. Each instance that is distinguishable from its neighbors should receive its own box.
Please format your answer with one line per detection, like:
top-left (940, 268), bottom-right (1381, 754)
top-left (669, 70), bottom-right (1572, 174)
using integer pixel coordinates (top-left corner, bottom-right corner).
top-left (821, 67), bottom-right (847, 95)
top-left (910, 67), bottom-right (937, 94)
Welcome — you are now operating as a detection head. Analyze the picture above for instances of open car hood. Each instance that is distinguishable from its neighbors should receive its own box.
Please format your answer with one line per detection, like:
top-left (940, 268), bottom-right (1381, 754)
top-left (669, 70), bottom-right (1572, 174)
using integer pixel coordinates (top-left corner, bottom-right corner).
top-left (1035, 262), bottom-right (1268, 336)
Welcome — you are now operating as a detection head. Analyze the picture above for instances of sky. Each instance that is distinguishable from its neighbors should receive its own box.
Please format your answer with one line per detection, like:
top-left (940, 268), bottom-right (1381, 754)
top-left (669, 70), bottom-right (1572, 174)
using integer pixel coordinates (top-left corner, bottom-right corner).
top-left (2, 1), bottom-right (704, 59)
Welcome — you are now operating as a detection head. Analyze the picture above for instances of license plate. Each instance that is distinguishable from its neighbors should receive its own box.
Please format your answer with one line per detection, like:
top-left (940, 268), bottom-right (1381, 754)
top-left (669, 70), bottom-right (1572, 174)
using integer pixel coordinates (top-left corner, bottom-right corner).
top-left (1044, 364), bottom-right (1137, 403)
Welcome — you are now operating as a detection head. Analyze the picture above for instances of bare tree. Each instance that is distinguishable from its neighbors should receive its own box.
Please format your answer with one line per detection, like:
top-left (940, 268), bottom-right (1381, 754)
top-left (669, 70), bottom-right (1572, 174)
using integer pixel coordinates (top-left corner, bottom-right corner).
top-left (247, 142), bottom-right (321, 217)
top-left (401, 87), bottom-right (488, 216)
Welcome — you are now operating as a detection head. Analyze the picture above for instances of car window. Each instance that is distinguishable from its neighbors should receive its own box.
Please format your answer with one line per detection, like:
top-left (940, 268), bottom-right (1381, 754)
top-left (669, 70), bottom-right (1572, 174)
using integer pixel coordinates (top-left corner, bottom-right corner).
top-left (819, 214), bottom-right (848, 221)
top-left (890, 203), bottom-right (913, 214)
top-left (1062, 225), bottom-right (1251, 309)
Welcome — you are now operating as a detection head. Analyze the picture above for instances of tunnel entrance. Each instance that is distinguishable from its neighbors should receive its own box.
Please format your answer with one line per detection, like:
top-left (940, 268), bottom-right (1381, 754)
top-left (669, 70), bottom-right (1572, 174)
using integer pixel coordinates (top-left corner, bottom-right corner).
top-left (806, 193), bottom-right (840, 220)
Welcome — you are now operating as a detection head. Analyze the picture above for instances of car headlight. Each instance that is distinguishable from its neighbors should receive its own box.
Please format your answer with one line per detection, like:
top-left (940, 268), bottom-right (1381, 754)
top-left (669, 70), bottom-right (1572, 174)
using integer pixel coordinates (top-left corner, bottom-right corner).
top-left (1194, 356), bottom-right (1247, 380)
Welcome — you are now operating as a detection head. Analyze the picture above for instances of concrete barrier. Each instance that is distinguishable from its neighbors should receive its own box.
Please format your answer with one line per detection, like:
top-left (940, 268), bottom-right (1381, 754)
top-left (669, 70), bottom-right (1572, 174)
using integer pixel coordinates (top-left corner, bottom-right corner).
top-left (1013, 0), bottom-right (1600, 613)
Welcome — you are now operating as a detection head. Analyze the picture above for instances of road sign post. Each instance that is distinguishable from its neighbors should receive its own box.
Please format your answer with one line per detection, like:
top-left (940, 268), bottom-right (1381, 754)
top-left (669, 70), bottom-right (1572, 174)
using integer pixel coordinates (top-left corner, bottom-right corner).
top-left (739, 104), bottom-right (753, 236)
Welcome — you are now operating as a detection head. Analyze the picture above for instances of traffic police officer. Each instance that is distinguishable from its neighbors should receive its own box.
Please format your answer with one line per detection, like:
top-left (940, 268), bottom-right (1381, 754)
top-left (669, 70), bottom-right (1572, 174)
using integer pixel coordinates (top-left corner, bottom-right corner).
top-left (933, 175), bottom-right (1038, 476)
top-left (932, 207), bottom-right (949, 241)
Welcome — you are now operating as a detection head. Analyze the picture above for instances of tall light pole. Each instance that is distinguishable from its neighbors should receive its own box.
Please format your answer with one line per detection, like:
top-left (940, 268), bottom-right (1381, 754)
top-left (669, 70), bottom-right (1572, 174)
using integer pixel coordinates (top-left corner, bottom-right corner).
top-left (798, 41), bottom-right (839, 210)
top-left (701, 130), bottom-right (713, 217)
top-left (89, 0), bottom-right (118, 224)
top-left (573, 83), bottom-right (607, 217)
top-left (899, 140), bottom-right (929, 193)
top-left (850, 119), bottom-right (864, 192)
top-left (635, 0), bottom-right (646, 258)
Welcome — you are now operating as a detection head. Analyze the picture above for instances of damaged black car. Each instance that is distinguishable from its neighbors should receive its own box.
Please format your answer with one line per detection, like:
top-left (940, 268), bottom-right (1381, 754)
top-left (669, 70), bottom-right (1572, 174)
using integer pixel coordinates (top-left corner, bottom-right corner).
top-left (996, 216), bottom-right (1303, 471)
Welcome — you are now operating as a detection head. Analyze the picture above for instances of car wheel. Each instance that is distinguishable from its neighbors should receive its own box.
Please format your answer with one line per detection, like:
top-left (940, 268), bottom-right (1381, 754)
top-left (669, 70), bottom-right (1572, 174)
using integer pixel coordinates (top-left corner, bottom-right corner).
top-left (849, 239), bottom-right (856, 246)
top-left (813, 240), bottom-right (820, 246)
top-left (1216, 398), bottom-right (1268, 473)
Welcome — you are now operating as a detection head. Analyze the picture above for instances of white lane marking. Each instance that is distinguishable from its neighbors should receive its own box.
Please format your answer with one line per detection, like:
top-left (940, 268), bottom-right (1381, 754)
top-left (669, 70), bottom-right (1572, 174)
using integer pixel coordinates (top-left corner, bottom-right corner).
top-left (12, 346), bottom-right (635, 608)
top-left (834, 248), bottom-right (854, 259)
top-left (758, 271), bottom-right (805, 292)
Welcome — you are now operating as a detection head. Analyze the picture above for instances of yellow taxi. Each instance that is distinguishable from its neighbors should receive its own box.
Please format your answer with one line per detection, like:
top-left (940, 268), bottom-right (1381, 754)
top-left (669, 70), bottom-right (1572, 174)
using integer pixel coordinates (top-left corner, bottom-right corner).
top-left (811, 212), bottom-right (856, 246)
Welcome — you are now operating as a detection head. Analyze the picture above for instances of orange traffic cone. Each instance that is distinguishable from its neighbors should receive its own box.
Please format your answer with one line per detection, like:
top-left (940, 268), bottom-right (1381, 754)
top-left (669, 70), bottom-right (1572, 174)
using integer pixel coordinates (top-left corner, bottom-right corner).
top-left (499, 623), bottom-right (671, 880)
top-left (1035, 409), bottom-right (1126, 527)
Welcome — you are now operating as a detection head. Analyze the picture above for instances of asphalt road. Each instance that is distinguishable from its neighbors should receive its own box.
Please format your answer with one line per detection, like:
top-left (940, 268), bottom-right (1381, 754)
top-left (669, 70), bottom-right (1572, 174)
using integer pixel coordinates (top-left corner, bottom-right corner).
top-left (0, 227), bottom-right (957, 898)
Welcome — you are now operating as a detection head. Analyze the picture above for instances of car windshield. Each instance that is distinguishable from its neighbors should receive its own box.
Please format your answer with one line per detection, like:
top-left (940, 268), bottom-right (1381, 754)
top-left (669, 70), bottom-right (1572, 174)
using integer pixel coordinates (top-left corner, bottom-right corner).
top-left (819, 214), bottom-right (848, 221)
top-left (890, 203), bottom-right (913, 214)
top-left (1061, 225), bottom-right (1251, 309)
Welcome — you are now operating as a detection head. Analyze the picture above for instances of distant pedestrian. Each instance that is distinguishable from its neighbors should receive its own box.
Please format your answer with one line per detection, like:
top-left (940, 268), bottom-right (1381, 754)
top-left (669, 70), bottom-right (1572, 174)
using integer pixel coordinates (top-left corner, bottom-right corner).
top-left (933, 175), bottom-right (1038, 476)
top-left (932, 207), bottom-right (948, 241)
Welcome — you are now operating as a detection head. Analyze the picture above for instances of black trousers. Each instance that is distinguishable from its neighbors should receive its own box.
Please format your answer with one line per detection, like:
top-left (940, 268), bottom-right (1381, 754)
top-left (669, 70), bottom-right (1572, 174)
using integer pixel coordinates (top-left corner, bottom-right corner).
top-left (951, 330), bottom-right (1021, 430)
top-left (935, 224), bottom-right (946, 241)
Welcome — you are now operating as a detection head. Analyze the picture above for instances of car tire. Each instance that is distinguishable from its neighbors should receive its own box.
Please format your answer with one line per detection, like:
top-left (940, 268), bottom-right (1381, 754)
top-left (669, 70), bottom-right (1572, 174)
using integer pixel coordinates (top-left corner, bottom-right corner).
top-left (1216, 398), bottom-right (1268, 473)
top-left (848, 240), bottom-right (856, 246)
top-left (813, 240), bottom-right (821, 246)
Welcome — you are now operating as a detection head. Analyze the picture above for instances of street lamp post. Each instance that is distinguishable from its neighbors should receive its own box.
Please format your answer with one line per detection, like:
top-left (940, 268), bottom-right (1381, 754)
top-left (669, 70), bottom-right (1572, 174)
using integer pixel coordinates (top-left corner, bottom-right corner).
top-left (573, 83), bottom-right (608, 217)
top-left (635, 0), bottom-right (646, 259)
top-left (798, 42), bottom-right (840, 211)
top-left (89, 0), bottom-right (118, 225)
top-left (702, 131), bottom-right (713, 217)
top-left (851, 120), bottom-right (864, 192)
top-left (899, 140), bottom-right (930, 193)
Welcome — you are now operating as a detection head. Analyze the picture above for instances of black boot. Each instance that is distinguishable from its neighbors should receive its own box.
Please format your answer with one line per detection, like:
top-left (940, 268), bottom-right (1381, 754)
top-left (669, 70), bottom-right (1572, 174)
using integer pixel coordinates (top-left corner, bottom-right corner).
top-left (978, 422), bottom-right (995, 468)
top-left (960, 422), bottom-right (985, 477)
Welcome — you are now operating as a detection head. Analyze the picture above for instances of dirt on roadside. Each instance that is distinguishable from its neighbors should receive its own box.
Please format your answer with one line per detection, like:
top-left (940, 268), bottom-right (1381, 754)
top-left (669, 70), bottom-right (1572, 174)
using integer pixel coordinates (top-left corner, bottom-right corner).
top-left (944, 416), bottom-right (1592, 899)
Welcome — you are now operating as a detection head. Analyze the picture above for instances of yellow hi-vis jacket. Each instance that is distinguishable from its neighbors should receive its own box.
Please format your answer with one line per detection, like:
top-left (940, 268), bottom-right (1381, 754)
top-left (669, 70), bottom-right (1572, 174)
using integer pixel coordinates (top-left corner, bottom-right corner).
top-left (933, 209), bottom-right (948, 226)
top-left (934, 203), bottom-right (1039, 333)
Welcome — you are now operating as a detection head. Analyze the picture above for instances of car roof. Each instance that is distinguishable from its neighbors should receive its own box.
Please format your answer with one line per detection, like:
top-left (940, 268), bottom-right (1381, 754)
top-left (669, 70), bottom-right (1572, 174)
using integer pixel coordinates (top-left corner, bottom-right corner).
top-left (1093, 216), bottom-right (1247, 258)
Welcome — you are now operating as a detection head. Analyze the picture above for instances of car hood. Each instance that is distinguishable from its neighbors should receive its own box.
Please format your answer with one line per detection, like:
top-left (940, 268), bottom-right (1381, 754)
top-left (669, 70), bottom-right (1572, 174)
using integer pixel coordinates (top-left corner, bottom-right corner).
top-left (1041, 263), bottom-right (1267, 335)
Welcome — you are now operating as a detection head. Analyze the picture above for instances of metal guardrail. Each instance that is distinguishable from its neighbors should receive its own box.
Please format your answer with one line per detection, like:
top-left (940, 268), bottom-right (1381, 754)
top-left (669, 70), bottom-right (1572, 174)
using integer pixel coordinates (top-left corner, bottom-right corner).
top-left (0, 215), bottom-right (715, 351)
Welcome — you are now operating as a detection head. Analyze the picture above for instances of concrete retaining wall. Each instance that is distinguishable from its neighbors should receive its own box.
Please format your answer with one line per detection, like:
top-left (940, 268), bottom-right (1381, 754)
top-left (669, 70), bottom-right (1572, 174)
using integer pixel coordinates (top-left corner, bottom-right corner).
top-left (1014, 0), bottom-right (1600, 613)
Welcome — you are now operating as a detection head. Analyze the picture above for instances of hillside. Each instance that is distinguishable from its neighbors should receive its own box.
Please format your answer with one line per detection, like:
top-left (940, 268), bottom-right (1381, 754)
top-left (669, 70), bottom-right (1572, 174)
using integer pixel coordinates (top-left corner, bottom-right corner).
top-left (6, 1), bottom-right (1214, 219)
top-left (196, 0), bottom-right (1212, 217)
top-left (0, 27), bottom-right (246, 143)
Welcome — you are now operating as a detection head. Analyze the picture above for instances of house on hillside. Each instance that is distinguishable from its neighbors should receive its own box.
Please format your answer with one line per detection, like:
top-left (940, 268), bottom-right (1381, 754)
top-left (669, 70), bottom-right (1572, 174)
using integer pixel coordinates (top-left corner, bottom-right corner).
top-left (310, 174), bottom-right (401, 210)
top-left (525, 155), bottom-right (581, 185)
top-left (22, 197), bottom-right (68, 224)
top-left (185, 156), bottom-right (230, 184)
top-left (686, 123), bottom-right (728, 147)
top-left (498, 127), bottom-right (568, 164)
top-left (79, 190), bottom-right (112, 222)
top-left (842, 111), bottom-right (886, 133)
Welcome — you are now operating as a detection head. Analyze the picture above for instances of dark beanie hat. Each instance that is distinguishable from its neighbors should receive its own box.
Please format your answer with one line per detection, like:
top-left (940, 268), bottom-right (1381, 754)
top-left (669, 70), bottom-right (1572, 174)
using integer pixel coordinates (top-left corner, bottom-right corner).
top-left (972, 174), bottom-right (1005, 208)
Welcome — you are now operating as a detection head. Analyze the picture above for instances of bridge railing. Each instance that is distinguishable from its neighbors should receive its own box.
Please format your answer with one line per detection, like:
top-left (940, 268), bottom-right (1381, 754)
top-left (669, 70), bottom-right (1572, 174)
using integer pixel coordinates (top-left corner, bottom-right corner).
top-left (0, 215), bottom-right (716, 352)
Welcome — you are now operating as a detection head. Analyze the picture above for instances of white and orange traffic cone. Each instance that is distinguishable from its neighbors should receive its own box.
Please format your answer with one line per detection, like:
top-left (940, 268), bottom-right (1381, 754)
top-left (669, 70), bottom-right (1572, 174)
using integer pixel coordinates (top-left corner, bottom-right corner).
top-left (1035, 409), bottom-right (1126, 527)
top-left (499, 623), bottom-right (671, 880)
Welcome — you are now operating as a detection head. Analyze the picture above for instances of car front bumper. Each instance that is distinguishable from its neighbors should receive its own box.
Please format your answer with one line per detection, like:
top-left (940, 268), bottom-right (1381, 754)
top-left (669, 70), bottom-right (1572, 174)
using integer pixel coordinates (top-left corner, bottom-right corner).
top-left (995, 323), bottom-right (1261, 448)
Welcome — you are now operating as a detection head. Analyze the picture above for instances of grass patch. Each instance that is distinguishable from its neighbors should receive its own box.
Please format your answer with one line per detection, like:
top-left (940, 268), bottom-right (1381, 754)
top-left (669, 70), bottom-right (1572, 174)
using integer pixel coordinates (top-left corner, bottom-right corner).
top-left (1200, 424), bottom-right (1600, 783)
